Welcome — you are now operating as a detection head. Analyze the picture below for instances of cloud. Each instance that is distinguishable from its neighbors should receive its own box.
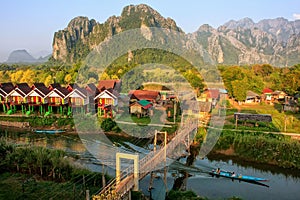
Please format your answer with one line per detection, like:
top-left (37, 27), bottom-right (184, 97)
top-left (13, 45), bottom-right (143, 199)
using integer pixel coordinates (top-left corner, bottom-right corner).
top-left (293, 13), bottom-right (300, 20)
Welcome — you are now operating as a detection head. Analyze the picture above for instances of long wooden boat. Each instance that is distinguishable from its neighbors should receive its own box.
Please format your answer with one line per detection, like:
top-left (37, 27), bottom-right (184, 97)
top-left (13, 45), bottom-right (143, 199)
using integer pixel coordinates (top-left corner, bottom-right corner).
top-left (34, 130), bottom-right (65, 134)
top-left (209, 170), bottom-right (268, 182)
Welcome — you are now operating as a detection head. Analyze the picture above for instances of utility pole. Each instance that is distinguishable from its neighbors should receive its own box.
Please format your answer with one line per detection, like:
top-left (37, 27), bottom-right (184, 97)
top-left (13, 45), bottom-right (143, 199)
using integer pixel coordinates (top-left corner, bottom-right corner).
top-left (284, 115), bottom-right (287, 132)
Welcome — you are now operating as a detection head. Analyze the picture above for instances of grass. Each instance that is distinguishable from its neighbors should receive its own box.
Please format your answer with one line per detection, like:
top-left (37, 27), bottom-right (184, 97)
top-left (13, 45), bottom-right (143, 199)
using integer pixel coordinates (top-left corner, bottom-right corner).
top-left (0, 172), bottom-right (101, 200)
top-left (116, 109), bottom-right (164, 125)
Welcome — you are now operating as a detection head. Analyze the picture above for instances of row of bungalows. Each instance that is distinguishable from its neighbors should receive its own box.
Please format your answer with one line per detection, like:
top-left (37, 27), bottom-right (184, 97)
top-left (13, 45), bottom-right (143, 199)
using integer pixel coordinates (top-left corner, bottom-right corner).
top-left (0, 82), bottom-right (91, 115)
top-left (0, 80), bottom-right (123, 117)
top-left (243, 88), bottom-right (299, 112)
top-left (246, 88), bottom-right (288, 104)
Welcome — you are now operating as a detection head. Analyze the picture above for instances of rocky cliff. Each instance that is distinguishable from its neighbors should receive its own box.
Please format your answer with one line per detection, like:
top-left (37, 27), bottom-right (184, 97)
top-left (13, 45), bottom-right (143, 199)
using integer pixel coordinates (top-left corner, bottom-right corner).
top-left (190, 17), bottom-right (300, 66)
top-left (52, 4), bottom-right (182, 63)
top-left (52, 4), bottom-right (300, 66)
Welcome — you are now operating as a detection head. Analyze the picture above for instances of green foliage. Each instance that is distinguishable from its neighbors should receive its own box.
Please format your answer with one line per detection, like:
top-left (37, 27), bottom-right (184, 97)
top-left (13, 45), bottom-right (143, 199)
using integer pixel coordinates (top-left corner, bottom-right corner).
top-left (219, 64), bottom-right (300, 99)
top-left (212, 130), bottom-right (300, 169)
top-left (232, 78), bottom-right (248, 101)
top-left (100, 118), bottom-right (117, 132)
top-left (0, 140), bottom-right (110, 190)
top-left (102, 48), bottom-right (205, 93)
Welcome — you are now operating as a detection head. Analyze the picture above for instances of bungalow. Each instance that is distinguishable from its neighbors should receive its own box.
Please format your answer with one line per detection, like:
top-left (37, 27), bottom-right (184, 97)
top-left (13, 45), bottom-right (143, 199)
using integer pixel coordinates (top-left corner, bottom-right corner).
top-left (0, 83), bottom-right (14, 112)
top-left (5, 83), bottom-right (31, 114)
top-left (9, 83), bottom-right (31, 105)
top-left (98, 80), bottom-right (121, 92)
top-left (262, 88), bottom-right (273, 102)
top-left (25, 83), bottom-right (50, 115)
top-left (94, 89), bottom-right (119, 118)
top-left (27, 83), bottom-right (50, 104)
top-left (66, 86), bottom-right (87, 114)
top-left (284, 96), bottom-right (299, 112)
top-left (128, 90), bottom-right (160, 104)
top-left (272, 91), bottom-right (286, 102)
top-left (45, 86), bottom-right (70, 114)
top-left (203, 88), bottom-right (220, 107)
top-left (245, 90), bottom-right (260, 103)
top-left (94, 89), bottom-right (118, 107)
top-left (130, 100), bottom-right (153, 117)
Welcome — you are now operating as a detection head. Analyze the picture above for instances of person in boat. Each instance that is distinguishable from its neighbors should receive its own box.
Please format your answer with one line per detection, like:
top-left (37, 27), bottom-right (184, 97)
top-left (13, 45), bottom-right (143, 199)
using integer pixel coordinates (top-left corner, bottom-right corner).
top-left (231, 172), bottom-right (236, 177)
top-left (216, 168), bottom-right (221, 174)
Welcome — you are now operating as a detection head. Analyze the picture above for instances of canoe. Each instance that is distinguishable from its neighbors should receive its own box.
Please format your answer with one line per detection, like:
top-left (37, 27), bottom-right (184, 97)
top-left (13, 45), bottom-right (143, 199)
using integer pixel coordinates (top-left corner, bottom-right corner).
top-left (34, 130), bottom-right (65, 134)
top-left (209, 170), bottom-right (268, 182)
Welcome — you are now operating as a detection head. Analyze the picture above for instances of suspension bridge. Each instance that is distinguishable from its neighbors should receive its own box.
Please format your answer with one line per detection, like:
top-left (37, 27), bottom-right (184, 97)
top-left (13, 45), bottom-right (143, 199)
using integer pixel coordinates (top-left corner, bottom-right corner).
top-left (92, 118), bottom-right (198, 200)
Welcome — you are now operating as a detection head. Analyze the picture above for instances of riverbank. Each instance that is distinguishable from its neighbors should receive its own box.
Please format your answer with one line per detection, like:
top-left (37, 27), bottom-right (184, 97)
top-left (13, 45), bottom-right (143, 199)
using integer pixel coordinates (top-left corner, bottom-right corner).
top-left (198, 129), bottom-right (300, 170)
top-left (0, 139), bottom-right (110, 200)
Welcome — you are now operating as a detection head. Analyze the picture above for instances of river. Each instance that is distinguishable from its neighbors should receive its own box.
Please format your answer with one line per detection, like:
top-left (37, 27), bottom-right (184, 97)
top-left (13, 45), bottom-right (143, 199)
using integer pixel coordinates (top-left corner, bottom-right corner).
top-left (1, 128), bottom-right (300, 200)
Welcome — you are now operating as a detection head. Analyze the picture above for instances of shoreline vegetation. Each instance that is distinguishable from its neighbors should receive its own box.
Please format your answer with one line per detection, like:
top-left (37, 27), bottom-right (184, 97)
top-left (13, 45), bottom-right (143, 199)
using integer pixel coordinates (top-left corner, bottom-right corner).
top-left (0, 139), bottom-right (110, 200)
top-left (196, 128), bottom-right (300, 170)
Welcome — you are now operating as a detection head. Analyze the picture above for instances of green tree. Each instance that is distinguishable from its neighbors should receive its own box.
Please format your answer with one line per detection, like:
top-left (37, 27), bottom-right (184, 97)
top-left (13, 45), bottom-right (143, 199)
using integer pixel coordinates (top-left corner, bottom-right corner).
top-left (44, 75), bottom-right (54, 87)
top-left (64, 74), bottom-right (72, 84)
top-left (55, 71), bottom-right (66, 83)
top-left (220, 66), bottom-right (245, 97)
top-left (232, 78), bottom-right (248, 102)
top-left (20, 69), bottom-right (36, 85)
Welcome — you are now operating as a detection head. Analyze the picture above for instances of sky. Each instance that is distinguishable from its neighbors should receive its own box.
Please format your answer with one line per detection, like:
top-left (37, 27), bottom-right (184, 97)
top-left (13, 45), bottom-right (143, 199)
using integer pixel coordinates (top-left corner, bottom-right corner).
top-left (0, 0), bottom-right (300, 62)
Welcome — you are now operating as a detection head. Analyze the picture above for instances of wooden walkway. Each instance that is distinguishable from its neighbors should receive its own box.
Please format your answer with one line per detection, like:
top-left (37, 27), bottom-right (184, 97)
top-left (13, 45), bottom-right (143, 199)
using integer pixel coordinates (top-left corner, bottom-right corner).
top-left (92, 118), bottom-right (198, 200)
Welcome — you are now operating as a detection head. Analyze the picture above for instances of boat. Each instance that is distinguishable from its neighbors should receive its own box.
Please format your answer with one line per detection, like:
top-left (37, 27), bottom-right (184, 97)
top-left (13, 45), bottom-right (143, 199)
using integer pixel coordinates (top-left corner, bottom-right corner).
top-left (34, 130), bottom-right (65, 134)
top-left (209, 169), bottom-right (268, 182)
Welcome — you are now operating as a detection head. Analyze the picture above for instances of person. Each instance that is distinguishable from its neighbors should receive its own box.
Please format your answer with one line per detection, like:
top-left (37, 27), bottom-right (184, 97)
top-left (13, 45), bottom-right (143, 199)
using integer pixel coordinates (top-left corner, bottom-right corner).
top-left (216, 168), bottom-right (221, 174)
top-left (231, 172), bottom-right (236, 177)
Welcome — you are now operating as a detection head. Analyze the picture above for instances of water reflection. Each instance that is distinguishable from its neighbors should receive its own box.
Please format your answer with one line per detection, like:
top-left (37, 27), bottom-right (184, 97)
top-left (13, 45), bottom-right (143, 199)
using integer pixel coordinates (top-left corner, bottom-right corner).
top-left (0, 128), bottom-right (87, 155)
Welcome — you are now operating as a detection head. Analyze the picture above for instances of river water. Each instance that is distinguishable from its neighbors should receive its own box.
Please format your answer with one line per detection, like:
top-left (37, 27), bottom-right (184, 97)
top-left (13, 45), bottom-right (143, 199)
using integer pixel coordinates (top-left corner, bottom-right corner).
top-left (1, 128), bottom-right (300, 200)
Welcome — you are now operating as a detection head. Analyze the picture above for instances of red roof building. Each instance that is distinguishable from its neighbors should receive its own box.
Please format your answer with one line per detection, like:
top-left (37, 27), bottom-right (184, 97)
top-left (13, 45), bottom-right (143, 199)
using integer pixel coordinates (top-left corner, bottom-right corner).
top-left (262, 88), bottom-right (273, 94)
top-left (262, 88), bottom-right (273, 101)
top-left (206, 89), bottom-right (220, 99)
top-left (128, 90), bottom-right (160, 103)
top-left (98, 80), bottom-right (121, 92)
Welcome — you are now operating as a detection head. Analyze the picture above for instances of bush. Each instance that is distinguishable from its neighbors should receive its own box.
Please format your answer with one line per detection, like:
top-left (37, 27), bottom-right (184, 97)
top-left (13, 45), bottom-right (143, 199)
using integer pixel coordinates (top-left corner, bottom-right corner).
top-left (101, 118), bottom-right (117, 132)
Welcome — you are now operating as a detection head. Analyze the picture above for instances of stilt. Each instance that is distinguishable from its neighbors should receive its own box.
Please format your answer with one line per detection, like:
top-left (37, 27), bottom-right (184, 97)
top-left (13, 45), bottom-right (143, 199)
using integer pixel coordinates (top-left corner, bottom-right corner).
top-left (60, 106), bottom-right (62, 115)
top-left (98, 107), bottom-right (101, 117)
top-left (148, 171), bottom-right (155, 191)
top-left (40, 106), bottom-right (43, 115)
top-left (21, 105), bottom-right (24, 114)
top-left (3, 104), bottom-right (6, 113)
top-left (14, 105), bottom-right (16, 112)
top-left (164, 166), bottom-right (168, 192)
